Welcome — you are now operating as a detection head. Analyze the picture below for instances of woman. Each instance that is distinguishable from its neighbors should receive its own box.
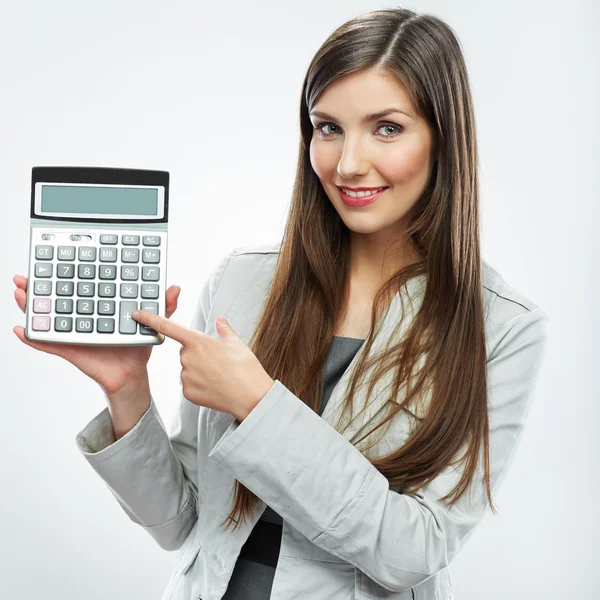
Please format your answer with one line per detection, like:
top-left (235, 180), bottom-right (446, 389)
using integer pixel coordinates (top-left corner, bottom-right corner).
top-left (13, 7), bottom-right (550, 600)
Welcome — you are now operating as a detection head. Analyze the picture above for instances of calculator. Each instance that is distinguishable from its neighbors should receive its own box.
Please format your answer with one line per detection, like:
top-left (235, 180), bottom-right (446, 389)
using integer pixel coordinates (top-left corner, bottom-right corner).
top-left (25, 166), bottom-right (169, 346)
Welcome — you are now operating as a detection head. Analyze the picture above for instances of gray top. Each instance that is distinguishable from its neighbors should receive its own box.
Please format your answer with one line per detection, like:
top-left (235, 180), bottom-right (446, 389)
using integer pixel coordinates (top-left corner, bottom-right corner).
top-left (222, 335), bottom-right (365, 599)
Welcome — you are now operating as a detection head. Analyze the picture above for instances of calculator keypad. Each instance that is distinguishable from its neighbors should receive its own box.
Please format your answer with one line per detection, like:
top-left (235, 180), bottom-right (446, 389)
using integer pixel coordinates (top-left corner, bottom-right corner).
top-left (28, 230), bottom-right (166, 344)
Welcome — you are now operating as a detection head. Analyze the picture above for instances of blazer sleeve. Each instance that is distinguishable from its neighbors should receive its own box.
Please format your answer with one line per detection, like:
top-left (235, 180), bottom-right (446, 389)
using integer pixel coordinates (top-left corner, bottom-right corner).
top-left (74, 249), bottom-right (234, 551)
top-left (208, 305), bottom-right (550, 592)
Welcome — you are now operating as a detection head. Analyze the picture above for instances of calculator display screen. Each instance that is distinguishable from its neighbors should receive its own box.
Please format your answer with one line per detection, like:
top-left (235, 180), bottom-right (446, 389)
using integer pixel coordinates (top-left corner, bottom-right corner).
top-left (30, 167), bottom-right (169, 224)
top-left (41, 185), bottom-right (158, 216)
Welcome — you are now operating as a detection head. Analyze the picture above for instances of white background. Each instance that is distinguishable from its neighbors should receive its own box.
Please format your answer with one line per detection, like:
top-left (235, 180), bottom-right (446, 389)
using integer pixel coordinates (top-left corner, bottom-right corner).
top-left (1, 1), bottom-right (598, 598)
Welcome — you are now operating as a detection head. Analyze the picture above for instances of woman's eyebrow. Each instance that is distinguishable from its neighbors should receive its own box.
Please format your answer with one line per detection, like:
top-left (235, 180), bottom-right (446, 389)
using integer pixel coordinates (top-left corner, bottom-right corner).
top-left (309, 107), bottom-right (414, 121)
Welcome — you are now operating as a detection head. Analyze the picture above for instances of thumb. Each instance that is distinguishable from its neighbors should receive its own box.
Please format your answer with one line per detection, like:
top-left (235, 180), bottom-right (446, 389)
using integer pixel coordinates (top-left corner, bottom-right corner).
top-left (216, 316), bottom-right (241, 342)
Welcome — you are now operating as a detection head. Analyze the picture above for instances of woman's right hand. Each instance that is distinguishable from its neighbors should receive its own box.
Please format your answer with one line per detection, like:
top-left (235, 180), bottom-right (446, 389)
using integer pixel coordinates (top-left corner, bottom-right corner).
top-left (13, 275), bottom-right (182, 395)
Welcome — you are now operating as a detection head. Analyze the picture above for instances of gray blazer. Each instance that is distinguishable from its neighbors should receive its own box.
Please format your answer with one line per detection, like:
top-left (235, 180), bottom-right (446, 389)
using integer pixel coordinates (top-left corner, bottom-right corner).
top-left (75, 241), bottom-right (550, 600)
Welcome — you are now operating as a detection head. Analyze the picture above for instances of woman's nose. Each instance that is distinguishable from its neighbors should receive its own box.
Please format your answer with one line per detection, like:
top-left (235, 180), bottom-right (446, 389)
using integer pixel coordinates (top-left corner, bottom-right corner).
top-left (336, 142), bottom-right (369, 179)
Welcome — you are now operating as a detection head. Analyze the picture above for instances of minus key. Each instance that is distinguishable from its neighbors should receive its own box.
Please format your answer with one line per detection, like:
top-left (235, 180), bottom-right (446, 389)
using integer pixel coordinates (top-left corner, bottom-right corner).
top-left (140, 301), bottom-right (159, 335)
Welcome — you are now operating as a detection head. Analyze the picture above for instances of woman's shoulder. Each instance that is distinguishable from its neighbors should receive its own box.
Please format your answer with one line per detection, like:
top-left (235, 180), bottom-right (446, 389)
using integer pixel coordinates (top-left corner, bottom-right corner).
top-left (481, 259), bottom-right (550, 368)
top-left (481, 259), bottom-right (549, 326)
top-left (230, 240), bottom-right (282, 257)
top-left (217, 241), bottom-right (281, 289)
top-left (205, 241), bottom-right (281, 320)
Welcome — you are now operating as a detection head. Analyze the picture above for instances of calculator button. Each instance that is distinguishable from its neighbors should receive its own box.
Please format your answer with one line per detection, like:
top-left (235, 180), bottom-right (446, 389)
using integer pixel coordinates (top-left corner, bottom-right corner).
top-left (33, 298), bottom-right (51, 313)
top-left (142, 235), bottom-right (160, 246)
top-left (99, 265), bottom-right (117, 280)
top-left (75, 318), bottom-right (94, 333)
top-left (57, 264), bottom-right (75, 278)
top-left (97, 300), bottom-right (116, 315)
top-left (97, 318), bottom-right (116, 333)
top-left (77, 282), bottom-right (95, 297)
top-left (120, 283), bottom-right (138, 298)
top-left (54, 317), bottom-right (73, 332)
top-left (122, 235), bottom-right (140, 245)
top-left (121, 265), bottom-right (139, 280)
top-left (142, 266), bottom-right (159, 281)
top-left (141, 284), bottom-right (159, 299)
top-left (32, 315), bottom-right (51, 331)
top-left (122, 248), bottom-right (139, 263)
top-left (98, 283), bottom-right (116, 297)
top-left (55, 299), bottom-right (74, 314)
top-left (119, 301), bottom-right (138, 334)
top-left (78, 264), bottom-right (96, 279)
top-left (56, 281), bottom-right (74, 296)
top-left (100, 234), bottom-right (118, 245)
top-left (34, 280), bottom-right (52, 296)
top-left (99, 248), bottom-right (117, 262)
top-left (35, 245), bottom-right (53, 260)
top-left (35, 263), bottom-right (53, 278)
top-left (57, 246), bottom-right (76, 261)
top-left (140, 301), bottom-right (159, 335)
top-left (78, 246), bottom-right (97, 262)
top-left (142, 236), bottom-right (161, 247)
top-left (142, 248), bottom-right (160, 264)
top-left (77, 299), bottom-right (95, 315)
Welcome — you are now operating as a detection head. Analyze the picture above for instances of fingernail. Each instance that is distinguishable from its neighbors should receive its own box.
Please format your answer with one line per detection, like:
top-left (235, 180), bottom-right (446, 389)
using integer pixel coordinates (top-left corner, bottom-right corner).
top-left (131, 310), bottom-right (140, 319)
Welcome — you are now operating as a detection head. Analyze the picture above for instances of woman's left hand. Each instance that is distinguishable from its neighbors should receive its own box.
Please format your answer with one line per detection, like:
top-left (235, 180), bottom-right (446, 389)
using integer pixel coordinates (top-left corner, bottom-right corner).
top-left (131, 309), bottom-right (275, 422)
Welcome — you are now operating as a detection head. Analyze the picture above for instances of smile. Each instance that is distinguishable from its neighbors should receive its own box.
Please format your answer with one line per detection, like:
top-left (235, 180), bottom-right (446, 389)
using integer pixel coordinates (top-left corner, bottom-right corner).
top-left (338, 187), bottom-right (388, 207)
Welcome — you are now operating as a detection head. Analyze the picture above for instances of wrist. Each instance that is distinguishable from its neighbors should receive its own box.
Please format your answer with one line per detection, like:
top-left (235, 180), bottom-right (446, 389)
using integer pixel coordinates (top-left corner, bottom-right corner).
top-left (104, 373), bottom-right (152, 440)
top-left (103, 370), bottom-right (151, 414)
top-left (235, 375), bottom-right (275, 422)
top-left (102, 368), bottom-right (149, 398)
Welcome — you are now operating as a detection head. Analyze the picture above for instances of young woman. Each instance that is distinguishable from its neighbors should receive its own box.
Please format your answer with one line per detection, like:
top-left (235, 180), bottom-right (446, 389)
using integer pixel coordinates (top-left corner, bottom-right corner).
top-left (13, 7), bottom-right (550, 600)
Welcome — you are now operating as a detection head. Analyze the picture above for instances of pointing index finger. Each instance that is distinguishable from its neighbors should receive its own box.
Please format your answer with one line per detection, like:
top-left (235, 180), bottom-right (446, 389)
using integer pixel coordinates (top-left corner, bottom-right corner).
top-left (131, 310), bottom-right (197, 345)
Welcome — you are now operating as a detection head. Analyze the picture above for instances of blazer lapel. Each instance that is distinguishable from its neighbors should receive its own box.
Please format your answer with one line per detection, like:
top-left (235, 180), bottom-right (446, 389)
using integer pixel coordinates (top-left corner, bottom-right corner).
top-left (320, 273), bottom-right (428, 447)
top-left (222, 255), bottom-right (428, 449)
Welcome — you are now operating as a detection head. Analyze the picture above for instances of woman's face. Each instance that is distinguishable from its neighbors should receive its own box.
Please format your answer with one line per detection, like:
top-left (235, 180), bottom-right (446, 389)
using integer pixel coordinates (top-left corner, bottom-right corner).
top-left (309, 68), bottom-right (435, 242)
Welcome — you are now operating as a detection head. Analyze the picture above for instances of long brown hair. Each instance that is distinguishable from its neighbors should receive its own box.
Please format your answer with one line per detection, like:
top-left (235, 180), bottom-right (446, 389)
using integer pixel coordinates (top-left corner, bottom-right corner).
top-left (221, 7), bottom-right (493, 532)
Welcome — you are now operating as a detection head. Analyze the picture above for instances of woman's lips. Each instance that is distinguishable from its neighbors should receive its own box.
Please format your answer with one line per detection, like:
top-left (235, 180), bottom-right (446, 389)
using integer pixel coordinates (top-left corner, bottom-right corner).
top-left (338, 187), bottom-right (388, 206)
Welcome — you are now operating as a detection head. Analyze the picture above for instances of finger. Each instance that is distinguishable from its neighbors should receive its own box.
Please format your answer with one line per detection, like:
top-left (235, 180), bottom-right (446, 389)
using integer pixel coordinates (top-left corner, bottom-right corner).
top-left (13, 275), bottom-right (28, 291)
top-left (165, 303), bottom-right (177, 319)
top-left (131, 309), bottom-right (198, 345)
top-left (166, 284), bottom-right (181, 299)
top-left (165, 285), bottom-right (180, 319)
top-left (13, 325), bottom-right (68, 358)
top-left (14, 288), bottom-right (26, 313)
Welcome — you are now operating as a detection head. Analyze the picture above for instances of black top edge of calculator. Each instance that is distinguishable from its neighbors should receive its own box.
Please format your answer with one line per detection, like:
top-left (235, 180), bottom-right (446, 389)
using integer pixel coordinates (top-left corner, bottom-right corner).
top-left (31, 166), bottom-right (169, 224)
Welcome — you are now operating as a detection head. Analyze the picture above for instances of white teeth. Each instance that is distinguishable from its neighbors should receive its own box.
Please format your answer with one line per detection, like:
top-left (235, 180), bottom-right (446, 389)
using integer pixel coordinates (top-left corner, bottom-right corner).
top-left (341, 187), bottom-right (385, 198)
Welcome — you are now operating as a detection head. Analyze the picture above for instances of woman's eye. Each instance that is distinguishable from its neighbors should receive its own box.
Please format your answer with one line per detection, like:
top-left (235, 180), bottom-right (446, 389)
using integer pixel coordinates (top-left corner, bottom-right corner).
top-left (376, 123), bottom-right (403, 137)
top-left (314, 122), bottom-right (339, 136)
top-left (313, 122), bottom-right (403, 138)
